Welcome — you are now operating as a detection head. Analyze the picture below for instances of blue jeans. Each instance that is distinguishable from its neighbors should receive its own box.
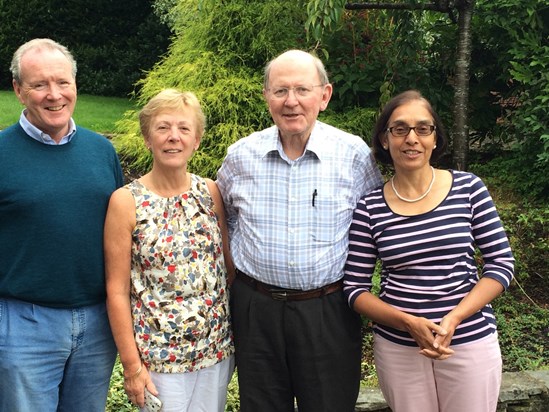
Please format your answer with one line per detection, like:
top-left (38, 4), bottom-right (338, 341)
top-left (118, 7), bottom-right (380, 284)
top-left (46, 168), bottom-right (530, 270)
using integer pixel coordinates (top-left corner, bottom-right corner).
top-left (0, 298), bottom-right (117, 412)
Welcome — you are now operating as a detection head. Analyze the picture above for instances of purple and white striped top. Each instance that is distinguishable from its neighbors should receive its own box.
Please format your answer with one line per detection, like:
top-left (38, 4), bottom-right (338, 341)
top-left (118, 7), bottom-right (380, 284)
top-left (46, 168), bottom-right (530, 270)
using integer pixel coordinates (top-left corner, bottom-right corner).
top-left (343, 170), bottom-right (514, 347)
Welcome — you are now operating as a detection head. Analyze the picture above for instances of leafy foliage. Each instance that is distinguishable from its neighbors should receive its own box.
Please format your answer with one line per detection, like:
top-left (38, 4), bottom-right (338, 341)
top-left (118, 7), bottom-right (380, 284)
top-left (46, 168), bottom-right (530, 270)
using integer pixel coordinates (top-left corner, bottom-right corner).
top-left (304, 2), bottom-right (457, 113)
top-left (505, 203), bottom-right (549, 297)
top-left (305, 0), bottom-right (347, 45)
top-left (470, 0), bottom-right (549, 200)
top-left (303, 0), bottom-right (549, 201)
top-left (0, 0), bottom-right (169, 96)
top-left (469, 159), bottom-right (549, 372)
top-left (114, 0), bottom-right (312, 179)
top-left (494, 292), bottom-right (549, 372)
top-left (320, 106), bottom-right (378, 143)
top-left (321, 10), bottom-right (395, 110)
top-left (471, 160), bottom-right (549, 288)
top-left (225, 372), bottom-right (240, 412)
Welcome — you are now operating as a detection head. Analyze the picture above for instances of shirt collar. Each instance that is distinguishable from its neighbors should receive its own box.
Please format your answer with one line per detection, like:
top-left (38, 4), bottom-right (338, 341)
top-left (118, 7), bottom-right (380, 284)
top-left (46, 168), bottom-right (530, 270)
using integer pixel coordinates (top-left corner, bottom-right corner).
top-left (19, 110), bottom-right (77, 145)
top-left (260, 121), bottom-right (324, 161)
top-left (305, 122), bottom-right (326, 160)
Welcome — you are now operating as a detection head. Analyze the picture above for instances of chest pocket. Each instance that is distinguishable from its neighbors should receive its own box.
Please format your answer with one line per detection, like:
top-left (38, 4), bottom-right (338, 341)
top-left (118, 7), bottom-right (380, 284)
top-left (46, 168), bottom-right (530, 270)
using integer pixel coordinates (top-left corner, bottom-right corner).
top-left (311, 189), bottom-right (350, 242)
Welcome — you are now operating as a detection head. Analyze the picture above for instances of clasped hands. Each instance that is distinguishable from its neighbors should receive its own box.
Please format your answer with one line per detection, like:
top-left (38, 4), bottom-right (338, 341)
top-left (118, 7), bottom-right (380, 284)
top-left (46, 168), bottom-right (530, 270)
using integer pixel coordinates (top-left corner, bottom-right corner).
top-left (406, 315), bottom-right (456, 360)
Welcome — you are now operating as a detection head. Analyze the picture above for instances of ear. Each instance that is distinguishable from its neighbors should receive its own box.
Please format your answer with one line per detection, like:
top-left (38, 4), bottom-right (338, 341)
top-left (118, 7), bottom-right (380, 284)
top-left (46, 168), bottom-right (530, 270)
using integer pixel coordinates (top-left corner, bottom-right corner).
top-left (12, 80), bottom-right (25, 105)
top-left (319, 83), bottom-right (333, 112)
top-left (381, 135), bottom-right (389, 150)
top-left (143, 136), bottom-right (151, 150)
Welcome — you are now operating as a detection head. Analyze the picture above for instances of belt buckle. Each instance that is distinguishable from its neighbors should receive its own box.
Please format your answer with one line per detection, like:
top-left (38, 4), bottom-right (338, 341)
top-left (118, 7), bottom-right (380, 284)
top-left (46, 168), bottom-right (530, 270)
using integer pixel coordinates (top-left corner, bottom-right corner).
top-left (270, 290), bottom-right (289, 301)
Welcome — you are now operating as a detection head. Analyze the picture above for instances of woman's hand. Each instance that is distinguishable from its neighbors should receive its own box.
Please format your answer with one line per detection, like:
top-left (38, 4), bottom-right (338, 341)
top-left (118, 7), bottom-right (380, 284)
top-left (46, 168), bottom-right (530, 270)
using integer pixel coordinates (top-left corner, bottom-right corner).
top-left (352, 292), bottom-right (456, 359)
top-left (422, 278), bottom-right (506, 360)
top-left (124, 364), bottom-right (158, 408)
top-left (420, 315), bottom-right (459, 360)
top-left (404, 314), bottom-right (455, 360)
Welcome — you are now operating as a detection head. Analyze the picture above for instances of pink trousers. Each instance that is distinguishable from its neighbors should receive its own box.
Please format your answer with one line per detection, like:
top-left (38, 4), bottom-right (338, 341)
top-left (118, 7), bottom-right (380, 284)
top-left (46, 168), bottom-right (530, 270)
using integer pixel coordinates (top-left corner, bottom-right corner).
top-left (373, 333), bottom-right (502, 412)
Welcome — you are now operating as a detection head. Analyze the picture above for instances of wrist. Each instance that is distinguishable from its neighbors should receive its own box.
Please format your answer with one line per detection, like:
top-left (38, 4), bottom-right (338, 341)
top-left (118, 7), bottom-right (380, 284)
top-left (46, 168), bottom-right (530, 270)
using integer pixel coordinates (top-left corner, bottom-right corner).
top-left (123, 362), bottom-right (143, 380)
top-left (401, 312), bottom-right (418, 333)
top-left (442, 313), bottom-right (462, 329)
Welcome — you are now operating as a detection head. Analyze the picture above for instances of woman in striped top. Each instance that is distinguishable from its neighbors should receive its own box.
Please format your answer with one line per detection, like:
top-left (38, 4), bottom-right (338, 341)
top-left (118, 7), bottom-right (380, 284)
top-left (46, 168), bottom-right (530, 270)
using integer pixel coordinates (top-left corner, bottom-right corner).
top-left (344, 90), bottom-right (514, 412)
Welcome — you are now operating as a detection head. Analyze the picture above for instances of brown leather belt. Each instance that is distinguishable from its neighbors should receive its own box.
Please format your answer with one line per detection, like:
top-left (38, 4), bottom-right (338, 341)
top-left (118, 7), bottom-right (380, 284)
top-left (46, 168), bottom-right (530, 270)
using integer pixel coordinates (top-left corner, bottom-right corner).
top-left (236, 269), bottom-right (342, 301)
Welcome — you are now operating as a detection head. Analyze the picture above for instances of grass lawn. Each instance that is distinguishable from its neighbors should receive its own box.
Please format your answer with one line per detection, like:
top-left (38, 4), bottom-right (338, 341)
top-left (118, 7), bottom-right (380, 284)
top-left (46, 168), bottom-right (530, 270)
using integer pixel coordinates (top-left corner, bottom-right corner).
top-left (0, 90), bottom-right (136, 133)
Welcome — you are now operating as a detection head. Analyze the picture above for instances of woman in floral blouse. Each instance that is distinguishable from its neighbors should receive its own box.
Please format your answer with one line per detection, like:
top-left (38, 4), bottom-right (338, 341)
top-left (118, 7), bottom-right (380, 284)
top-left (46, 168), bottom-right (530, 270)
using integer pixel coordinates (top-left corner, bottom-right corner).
top-left (105, 89), bottom-right (235, 411)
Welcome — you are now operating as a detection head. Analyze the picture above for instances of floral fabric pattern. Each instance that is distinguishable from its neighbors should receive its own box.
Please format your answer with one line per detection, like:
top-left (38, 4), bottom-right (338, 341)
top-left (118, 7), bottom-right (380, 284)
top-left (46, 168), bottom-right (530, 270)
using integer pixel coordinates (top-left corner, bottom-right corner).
top-left (127, 175), bottom-right (233, 373)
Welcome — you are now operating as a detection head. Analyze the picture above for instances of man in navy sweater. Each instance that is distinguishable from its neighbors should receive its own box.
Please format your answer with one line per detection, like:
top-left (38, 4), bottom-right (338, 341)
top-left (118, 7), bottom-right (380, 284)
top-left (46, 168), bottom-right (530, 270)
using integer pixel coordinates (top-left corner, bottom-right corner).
top-left (0, 38), bottom-right (124, 411)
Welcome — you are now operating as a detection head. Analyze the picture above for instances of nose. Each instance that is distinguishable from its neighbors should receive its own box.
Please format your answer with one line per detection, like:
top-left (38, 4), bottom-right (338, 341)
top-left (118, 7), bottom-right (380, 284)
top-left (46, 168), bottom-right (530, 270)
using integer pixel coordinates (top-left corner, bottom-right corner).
top-left (284, 87), bottom-right (299, 105)
top-left (167, 126), bottom-right (182, 140)
top-left (283, 89), bottom-right (299, 105)
top-left (405, 129), bottom-right (419, 144)
top-left (46, 83), bottom-right (63, 100)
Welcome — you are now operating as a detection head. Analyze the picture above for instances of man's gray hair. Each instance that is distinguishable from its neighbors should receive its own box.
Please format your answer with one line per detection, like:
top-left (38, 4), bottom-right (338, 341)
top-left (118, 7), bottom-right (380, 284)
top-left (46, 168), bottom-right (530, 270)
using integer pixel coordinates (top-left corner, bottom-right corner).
top-left (10, 38), bottom-right (77, 84)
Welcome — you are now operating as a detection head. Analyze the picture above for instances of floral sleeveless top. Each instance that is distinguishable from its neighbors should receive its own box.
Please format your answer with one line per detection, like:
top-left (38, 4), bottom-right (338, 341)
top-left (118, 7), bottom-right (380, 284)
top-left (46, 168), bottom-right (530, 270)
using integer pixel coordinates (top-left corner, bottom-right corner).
top-left (127, 175), bottom-right (233, 373)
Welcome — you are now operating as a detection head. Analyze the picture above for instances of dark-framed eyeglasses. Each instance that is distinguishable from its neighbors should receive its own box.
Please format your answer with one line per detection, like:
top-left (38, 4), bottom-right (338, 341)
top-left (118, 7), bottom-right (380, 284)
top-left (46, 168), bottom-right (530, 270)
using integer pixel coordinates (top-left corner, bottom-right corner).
top-left (386, 125), bottom-right (436, 137)
top-left (267, 85), bottom-right (324, 99)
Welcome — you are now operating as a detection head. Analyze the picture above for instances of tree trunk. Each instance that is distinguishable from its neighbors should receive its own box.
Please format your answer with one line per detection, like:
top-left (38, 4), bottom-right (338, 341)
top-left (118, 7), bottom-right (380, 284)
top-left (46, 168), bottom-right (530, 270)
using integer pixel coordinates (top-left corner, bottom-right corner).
top-left (345, 1), bottom-right (475, 170)
top-left (451, 0), bottom-right (475, 171)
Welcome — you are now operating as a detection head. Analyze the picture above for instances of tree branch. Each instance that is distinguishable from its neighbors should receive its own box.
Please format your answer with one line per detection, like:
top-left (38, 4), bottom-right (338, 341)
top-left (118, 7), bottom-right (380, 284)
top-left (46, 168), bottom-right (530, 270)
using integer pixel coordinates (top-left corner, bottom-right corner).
top-left (345, 2), bottom-right (452, 12)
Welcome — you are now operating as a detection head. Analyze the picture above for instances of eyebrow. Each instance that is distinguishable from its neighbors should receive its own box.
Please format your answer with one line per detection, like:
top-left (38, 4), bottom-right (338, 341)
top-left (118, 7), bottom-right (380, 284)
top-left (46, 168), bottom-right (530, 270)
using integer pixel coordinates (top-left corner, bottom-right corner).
top-left (156, 121), bottom-right (194, 130)
top-left (390, 119), bottom-right (433, 125)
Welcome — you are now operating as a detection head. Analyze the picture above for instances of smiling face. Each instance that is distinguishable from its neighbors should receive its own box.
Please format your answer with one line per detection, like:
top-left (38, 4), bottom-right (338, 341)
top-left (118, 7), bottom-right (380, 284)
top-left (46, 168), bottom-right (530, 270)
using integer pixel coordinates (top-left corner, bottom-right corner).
top-left (383, 100), bottom-right (437, 172)
top-left (263, 51), bottom-right (332, 143)
top-left (13, 47), bottom-right (77, 143)
top-left (145, 109), bottom-right (200, 169)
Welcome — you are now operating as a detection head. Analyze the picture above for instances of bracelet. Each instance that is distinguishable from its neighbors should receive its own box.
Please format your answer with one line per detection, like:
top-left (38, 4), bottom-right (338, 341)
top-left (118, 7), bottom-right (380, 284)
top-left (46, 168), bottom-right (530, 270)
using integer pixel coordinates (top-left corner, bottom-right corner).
top-left (124, 363), bottom-right (143, 380)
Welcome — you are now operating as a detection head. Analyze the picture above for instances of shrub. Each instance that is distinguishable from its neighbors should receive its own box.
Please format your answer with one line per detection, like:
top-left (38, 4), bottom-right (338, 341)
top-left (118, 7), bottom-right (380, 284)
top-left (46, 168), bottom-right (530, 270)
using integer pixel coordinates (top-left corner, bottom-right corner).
top-left (0, 0), bottom-right (170, 96)
top-left (113, 0), bottom-right (310, 179)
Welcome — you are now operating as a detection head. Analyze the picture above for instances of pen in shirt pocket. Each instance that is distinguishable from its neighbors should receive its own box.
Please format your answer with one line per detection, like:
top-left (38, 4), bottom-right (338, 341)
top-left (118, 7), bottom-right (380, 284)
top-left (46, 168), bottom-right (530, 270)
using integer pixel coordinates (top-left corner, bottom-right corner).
top-left (312, 189), bottom-right (317, 207)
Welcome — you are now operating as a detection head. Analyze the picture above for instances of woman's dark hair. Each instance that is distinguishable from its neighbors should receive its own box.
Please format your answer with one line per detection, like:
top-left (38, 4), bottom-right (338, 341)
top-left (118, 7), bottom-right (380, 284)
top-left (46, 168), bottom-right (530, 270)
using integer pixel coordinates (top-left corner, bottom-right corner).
top-left (372, 90), bottom-right (448, 165)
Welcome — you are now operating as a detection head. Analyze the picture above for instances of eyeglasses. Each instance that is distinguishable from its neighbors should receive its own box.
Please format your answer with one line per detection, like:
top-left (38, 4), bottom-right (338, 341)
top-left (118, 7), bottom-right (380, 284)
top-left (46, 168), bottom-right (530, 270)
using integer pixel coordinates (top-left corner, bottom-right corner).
top-left (386, 125), bottom-right (436, 137)
top-left (267, 85), bottom-right (325, 99)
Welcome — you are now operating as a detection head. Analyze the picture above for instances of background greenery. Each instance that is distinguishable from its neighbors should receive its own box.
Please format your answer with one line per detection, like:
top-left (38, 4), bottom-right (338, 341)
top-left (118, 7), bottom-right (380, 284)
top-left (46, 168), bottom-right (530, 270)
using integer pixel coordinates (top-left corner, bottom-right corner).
top-left (0, 91), bottom-right (136, 134)
top-left (110, 0), bottom-right (548, 202)
top-left (0, 0), bottom-right (170, 96)
top-left (1, 0), bottom-right (546, 198)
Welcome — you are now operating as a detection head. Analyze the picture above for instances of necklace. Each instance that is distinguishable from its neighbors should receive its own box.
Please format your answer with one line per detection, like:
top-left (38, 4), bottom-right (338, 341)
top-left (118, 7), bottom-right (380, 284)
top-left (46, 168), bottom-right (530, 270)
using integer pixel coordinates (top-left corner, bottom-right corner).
top-left (391, 166), bottom-right (436, 203)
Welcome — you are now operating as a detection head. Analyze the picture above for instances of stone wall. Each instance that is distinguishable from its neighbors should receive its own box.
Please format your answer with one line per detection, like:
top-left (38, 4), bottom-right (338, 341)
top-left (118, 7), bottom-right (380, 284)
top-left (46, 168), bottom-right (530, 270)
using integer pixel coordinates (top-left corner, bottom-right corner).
top-left (355, 371), bottom-right (549, 412)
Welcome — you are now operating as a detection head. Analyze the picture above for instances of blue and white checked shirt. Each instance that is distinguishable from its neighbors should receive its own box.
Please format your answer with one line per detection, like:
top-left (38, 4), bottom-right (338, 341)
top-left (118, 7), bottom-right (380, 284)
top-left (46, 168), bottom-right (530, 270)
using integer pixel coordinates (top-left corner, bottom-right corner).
top-left (217, 121), bottom-right (383, 290)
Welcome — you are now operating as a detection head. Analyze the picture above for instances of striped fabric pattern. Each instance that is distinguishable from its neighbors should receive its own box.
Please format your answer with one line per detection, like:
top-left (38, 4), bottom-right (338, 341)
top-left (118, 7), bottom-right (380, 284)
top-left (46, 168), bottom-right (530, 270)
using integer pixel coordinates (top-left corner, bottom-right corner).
top-left (343, 170), bottom-right (514, 346)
